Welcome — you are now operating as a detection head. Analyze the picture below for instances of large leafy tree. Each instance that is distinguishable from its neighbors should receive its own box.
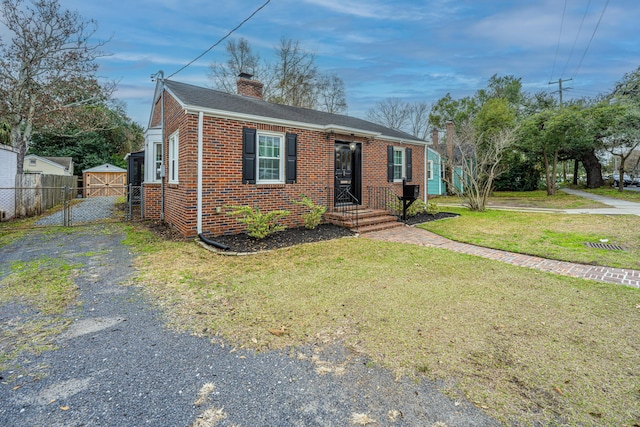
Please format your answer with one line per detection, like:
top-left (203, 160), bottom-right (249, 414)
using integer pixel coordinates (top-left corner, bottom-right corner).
top-left (29, 102), bottom-right (144, 173)
top-left (590, 100), bottom-right (640, 191)
top-left (519, 106), bottom-right (590, 195)
top-left (0, 0), bottom-right (112, 174)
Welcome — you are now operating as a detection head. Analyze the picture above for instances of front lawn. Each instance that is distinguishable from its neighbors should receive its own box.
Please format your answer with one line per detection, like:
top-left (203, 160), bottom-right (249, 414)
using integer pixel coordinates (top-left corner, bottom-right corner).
top-left (431, 190), bottom-right (607, 209)
top-left (419, 207), bottom-right (640, 270)
top-left (128, 227), bottom-right (640, 427)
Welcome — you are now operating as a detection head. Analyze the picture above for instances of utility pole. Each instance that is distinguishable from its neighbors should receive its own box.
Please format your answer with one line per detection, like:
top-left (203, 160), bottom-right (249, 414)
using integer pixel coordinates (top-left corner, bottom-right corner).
top-left (549, 77), bottom-right (573, 106)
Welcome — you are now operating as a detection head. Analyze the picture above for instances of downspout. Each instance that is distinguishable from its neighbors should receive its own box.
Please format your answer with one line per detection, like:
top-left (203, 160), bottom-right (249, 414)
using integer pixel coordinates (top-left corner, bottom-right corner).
top-left (196, 111), bottom-right (229, 251)
top-left (159, 71), bottom-right (165, 221)
top-left (423, 146), bottom-right (428, 203)
top-left (197, 111), bottom-right (203, 235)
top-left (439, 159), bottom-right (443, 195)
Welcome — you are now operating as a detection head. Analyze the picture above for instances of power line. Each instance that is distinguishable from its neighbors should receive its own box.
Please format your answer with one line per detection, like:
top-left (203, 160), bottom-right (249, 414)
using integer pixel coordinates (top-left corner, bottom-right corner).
top-left (572, 0), bottom-right (609, 78)
top-left (166, 0), bottom-right (271, 80)
top-left (561, 0), bottom-right (591, 78)
top-left (549, 0), bottom-right (568, 82)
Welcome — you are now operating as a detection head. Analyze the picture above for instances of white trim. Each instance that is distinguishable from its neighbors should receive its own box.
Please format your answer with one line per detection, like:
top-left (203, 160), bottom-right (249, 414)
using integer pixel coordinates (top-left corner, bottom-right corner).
top-left (428, 160), bottom-right (434, 180)
top-left (182, 105), bottom-right (428, 146)
top-left (168, 131), bottom-right (179, 184)
top-left (197, 112), bottom-right (203, 235)
top-left (256, 130), bottom-right (285, 184)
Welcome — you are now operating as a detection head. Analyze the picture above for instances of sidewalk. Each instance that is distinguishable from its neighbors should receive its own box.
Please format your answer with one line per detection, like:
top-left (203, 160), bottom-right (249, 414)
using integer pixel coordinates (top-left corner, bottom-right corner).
top-left (560, 188), bottom-right (640, 216)
top-left (363, 226), bottom-right (640, 289)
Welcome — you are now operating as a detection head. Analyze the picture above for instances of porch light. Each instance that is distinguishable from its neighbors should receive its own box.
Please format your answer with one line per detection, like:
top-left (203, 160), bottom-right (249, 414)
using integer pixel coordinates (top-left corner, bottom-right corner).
top-left (349, 142), bottom-right (357, 152)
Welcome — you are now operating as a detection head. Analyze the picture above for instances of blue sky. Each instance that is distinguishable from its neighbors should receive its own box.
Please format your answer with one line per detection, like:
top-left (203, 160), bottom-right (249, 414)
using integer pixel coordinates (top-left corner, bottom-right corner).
top-left (57, 0), bottom-right (639, 128)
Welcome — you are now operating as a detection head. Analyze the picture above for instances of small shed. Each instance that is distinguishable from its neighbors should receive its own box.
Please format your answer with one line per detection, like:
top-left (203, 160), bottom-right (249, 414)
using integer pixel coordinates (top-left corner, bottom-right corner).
top-left (83, 163), bottom-right (127, 198)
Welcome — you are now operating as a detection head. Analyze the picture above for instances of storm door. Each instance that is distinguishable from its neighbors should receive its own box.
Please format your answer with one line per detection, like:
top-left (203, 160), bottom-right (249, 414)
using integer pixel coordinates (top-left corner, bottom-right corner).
top-left (334, 142), bottom-right (361, 206)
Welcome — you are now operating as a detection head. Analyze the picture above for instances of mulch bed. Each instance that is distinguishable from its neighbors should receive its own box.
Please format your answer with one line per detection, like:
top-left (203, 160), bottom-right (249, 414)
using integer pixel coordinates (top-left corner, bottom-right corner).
top-left (202, 212), bottom-right (459, 253)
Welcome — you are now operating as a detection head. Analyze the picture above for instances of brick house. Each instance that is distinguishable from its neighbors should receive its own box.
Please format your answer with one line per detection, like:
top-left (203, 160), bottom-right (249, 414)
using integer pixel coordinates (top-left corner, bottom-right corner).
top-left (143, 75), bottom-right (431, 237)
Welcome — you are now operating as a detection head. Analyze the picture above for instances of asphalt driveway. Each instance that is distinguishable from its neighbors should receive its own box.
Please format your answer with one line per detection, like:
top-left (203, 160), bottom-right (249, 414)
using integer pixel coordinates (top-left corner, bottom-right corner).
top-left (0, 225), bottom-right (498, 427)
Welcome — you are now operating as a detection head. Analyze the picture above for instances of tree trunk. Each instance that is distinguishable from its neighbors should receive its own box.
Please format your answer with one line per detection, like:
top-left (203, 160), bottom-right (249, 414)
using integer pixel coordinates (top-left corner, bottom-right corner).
top-left (580, 150), bottom-right (604, 188)
top-left (618, 161), bottom-right (626, 192)
top-left (542, 147), bottom-right (554, 196)
top-left (573, 159), bottom-right (579, 186)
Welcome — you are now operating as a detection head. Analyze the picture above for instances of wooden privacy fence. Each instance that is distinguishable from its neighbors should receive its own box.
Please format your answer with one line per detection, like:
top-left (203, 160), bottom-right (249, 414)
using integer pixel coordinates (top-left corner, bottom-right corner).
top-left (14, 174), bottom-right (77, 217)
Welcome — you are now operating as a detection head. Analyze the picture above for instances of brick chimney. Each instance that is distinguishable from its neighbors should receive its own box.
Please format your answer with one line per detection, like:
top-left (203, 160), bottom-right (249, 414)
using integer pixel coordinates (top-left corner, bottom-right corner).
top-left (445, 121), bottom-right (455, 160)
top-left (431, 128), bottom-right (439, 149)
top-left (237, 72), bottom-right (263, 99)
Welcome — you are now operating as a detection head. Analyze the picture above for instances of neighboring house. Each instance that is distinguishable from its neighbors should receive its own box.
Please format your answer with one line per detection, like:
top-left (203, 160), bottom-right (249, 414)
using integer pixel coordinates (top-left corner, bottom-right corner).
top-left (143, 75), bottom-right (430, 237)
top-left (23, 155), bottom-right (74, 176)
top-left (0, 144), bottom-right (18, 220)
top-left (83, 163), bottom-right (127, 197)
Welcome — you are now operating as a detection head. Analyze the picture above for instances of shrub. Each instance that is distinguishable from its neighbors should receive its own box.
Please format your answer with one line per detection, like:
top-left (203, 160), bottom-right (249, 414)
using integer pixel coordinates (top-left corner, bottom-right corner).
top-left (227, 206), bottom-right (290, 239)
top-left (293, 195), bottom-right (326, 229)
top-left (387, 199), bottom-right (439, 217)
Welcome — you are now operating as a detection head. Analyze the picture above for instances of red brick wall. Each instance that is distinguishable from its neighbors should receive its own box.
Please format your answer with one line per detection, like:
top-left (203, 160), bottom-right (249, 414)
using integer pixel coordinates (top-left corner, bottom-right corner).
top-left (143, 183), bottom-right (162, 219)
top-left (146, 91), bottom-right (426, 237)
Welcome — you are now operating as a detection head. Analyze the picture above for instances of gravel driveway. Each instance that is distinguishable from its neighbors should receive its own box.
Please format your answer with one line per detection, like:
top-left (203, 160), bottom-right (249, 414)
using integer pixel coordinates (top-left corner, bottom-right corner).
top-left (0, 225), bottom-right (498, 427)
top-left (35, 196), bottom-right (119, 226)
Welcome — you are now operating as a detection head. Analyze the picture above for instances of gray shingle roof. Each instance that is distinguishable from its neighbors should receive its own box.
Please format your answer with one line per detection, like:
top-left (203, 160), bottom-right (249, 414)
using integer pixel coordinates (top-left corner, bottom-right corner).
top-left (163, 80), bottom-right (425, 144)
top-left (83, 163), bottom-right (126, 173)
top-left (44, 156), bottom-right (73, 169)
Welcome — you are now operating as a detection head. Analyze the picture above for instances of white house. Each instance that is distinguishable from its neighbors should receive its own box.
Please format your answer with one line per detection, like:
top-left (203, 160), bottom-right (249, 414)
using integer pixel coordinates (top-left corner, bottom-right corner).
top-left (0, 144), bottom-right (18, 220)
top-left (23, 155), bottom-right (74, 176)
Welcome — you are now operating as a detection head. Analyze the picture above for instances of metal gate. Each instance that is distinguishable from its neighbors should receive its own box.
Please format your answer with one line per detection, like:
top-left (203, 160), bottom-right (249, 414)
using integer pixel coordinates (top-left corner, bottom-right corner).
top-left (0, 184), bottom-right (143, 228)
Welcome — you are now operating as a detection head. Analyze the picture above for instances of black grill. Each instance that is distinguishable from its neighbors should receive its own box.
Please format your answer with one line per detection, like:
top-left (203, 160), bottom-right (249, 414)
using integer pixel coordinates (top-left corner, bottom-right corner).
top-left (585, 242), bottom-right (624, 251)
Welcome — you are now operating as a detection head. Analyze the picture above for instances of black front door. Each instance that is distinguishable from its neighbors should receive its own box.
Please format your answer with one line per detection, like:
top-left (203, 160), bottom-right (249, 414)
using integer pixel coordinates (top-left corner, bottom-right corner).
top-left (334, 142), bottom-right (361, 206)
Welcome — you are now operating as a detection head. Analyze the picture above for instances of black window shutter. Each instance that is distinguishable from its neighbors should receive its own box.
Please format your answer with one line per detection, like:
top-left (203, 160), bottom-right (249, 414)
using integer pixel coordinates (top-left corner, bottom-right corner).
top-left (242, 127), bottom-right (256, 184)
top-left (406, 147), bottom-right (412, 182)
top-left (285, 133), bottom-right (297, 184)
top-left (387, 145), bottom-right (394, 182)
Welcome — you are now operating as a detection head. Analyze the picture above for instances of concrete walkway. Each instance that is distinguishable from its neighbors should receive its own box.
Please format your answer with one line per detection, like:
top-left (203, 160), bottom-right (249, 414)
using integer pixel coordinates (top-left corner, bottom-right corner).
top-left (363, 226), bottom-right (640, 289)
top-left (561, 188), bottom-right (640, 216)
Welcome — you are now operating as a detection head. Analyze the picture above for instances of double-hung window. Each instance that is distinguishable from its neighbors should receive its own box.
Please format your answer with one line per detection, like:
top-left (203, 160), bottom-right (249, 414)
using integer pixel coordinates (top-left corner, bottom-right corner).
top-left (154, 142), bottom-right (163, 181)
top-left (257, 132), bottom-right (284, 183)
top-left (393, 147), bottom-right (405, 181)
top-left (168, 132), bottom-right (179, 184)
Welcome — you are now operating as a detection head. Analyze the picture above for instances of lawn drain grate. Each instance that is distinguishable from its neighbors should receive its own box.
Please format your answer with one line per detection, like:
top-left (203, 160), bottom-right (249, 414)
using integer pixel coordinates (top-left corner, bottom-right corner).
top-left (585, 242), bottom-right (624, 251)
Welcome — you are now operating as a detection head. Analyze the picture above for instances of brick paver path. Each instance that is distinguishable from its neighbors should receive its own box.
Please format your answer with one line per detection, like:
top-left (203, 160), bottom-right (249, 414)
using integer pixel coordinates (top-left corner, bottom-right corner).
top-left (363, 226), bottom-right (640, 289)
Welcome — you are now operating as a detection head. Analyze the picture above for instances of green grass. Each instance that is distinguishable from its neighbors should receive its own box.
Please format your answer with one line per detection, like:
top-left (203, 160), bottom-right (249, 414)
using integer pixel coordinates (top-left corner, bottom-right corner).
top-left (584, 187), bottom-right (640, 202)
top-left (134, 236), bottom-right (640, 426)
top-left (0, 257), bottom-right (79, 379)
top-left (419, 207), bottom-right (640, 270)
top-left (431, 190), bottom-right (607, 209)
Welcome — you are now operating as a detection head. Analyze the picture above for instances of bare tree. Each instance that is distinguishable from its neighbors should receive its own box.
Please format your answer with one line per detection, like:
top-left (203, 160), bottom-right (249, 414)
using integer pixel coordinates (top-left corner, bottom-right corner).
top-left (316, 73), bottom-right (347, 114)
top-left (208, 37), bottom-right (265, 93)
top-left (365, 98), bottom-right (409, 131)
top-left (448, 121), bottom-right (517, 211)
top-left (0, 0), bottom-right (111, 173)
top-left (406, 102), bottom-right (432, 139)
top-left (270, 38), bottom-right (318, 108)
top-left (208, 37), bottom-right (348, 113)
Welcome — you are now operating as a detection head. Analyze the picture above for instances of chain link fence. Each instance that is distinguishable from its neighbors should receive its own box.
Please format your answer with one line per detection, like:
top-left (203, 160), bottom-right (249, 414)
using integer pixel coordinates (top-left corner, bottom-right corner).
top-left (0, 184), bottom-right (144, 227)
